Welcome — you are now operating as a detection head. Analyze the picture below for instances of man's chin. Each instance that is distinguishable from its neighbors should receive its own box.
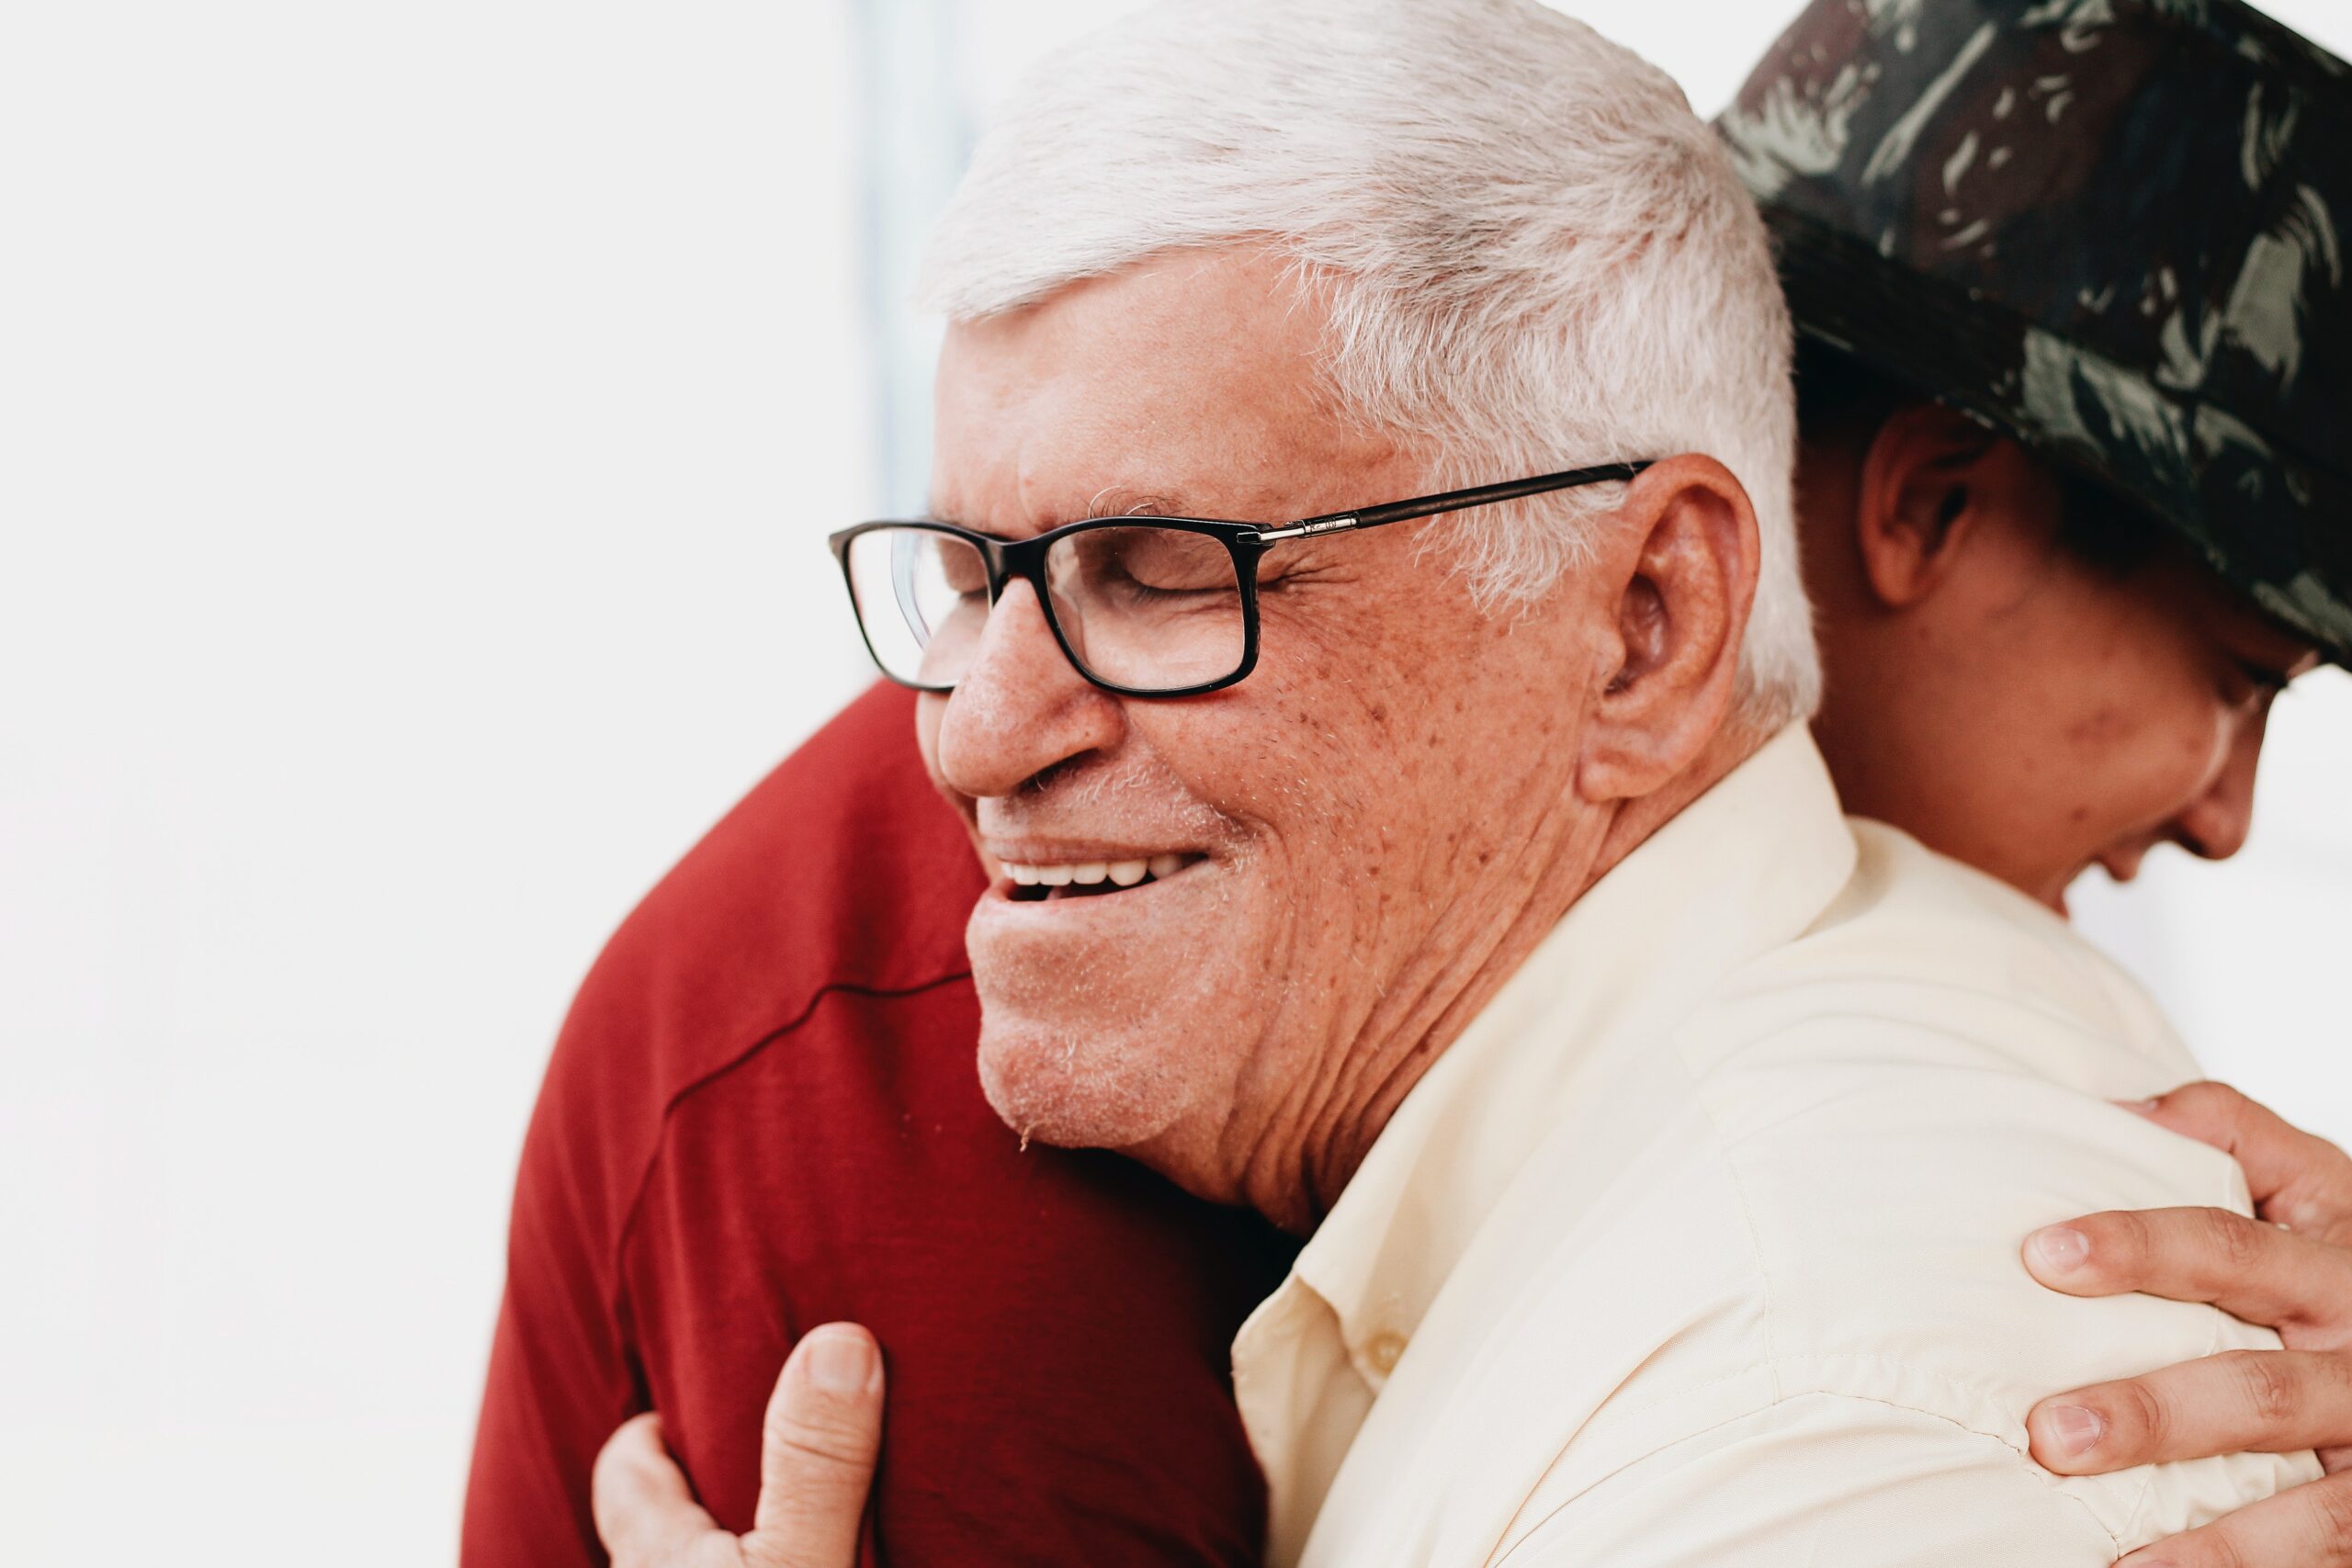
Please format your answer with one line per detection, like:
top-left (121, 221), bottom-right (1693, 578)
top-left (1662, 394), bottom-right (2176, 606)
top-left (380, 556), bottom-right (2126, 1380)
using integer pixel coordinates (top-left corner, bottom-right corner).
top-left (974, 1021), bottom-right (1198, 1154)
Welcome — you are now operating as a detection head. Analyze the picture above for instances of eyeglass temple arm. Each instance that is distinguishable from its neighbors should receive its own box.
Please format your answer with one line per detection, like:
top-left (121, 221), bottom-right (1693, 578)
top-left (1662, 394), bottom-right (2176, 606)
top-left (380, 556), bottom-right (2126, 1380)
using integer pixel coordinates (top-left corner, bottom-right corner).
top-left (1250, 460), bottom-right (1655, 543)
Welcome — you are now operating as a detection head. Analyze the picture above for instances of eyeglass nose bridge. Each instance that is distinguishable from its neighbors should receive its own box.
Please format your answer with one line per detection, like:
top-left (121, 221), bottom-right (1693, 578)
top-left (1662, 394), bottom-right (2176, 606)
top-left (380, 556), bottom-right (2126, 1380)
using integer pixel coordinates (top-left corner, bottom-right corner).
top-left (975, 532), bottom-right (1041, 609)
top-left (972, 524), bottom-right (1264, 699)
top-left (941, 533), bottom-right (1071, 685)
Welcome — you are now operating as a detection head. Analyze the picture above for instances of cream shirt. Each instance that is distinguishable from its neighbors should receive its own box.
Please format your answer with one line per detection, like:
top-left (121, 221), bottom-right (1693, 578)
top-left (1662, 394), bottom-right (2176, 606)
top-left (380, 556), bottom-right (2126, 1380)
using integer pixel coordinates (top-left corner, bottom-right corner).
top-left (1234, 726), bottom-right (2320, 1568)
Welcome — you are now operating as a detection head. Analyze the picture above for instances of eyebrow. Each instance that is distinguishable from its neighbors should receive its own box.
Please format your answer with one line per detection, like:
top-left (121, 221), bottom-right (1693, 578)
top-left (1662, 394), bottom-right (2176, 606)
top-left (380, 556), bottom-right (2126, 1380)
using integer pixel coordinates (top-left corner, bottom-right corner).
top-left (1083, 488), bottom-right (1189, 520)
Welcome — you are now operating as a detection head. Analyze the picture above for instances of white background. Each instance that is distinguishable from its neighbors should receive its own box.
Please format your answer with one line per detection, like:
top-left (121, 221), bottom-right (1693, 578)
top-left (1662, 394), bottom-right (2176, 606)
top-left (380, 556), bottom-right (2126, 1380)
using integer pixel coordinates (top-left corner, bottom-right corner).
top-left (3, 3), bottom-right (2345, 1563)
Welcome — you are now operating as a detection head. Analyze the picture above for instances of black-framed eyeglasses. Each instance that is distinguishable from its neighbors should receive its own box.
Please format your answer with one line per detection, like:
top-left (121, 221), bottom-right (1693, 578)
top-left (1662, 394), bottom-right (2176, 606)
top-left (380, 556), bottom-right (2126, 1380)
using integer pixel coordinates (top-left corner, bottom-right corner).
top-left (826, 459), bottom-right (1654, 698)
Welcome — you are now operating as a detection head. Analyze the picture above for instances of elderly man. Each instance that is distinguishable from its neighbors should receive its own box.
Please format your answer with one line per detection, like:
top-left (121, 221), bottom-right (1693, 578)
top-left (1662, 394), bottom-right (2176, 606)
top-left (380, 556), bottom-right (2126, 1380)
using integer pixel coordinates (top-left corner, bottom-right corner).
top-left (564, 1), bottom-right (2352, 1564)
top-left (473, 2), bottom-right (2352, 1565)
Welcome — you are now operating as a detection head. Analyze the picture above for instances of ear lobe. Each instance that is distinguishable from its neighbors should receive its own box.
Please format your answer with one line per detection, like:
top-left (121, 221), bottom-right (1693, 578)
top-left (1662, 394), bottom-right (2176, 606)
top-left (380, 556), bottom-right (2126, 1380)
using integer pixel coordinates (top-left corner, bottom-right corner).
top-left (1854, 404), bottom-right (1998, 609)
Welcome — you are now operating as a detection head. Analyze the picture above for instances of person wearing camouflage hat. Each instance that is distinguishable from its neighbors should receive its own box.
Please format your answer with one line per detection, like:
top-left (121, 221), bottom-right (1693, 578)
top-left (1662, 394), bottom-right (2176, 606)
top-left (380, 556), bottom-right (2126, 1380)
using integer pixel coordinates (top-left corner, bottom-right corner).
top-left (1724, 0), bottom-right (2348, 653)
top-left (1719, 0), bottom-right (2346, 908)
top-left (1715, 5), bottom-right (2352, 1562)
top-left (491, 6), bottom-right (2352, 1568)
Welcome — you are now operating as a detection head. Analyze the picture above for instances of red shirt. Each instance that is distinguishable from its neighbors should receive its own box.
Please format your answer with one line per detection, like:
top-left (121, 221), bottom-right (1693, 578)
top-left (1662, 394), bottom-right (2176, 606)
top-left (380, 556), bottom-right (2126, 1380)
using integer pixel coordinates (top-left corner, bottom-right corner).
top-left (462, 682), bottom-right (1294, 1566)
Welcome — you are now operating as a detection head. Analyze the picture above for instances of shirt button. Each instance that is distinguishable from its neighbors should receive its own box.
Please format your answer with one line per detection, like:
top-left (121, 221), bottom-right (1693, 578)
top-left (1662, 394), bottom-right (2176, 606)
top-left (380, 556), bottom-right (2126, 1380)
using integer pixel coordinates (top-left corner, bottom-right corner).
top-left (1367, 1330), bottom-right (1408, 1376)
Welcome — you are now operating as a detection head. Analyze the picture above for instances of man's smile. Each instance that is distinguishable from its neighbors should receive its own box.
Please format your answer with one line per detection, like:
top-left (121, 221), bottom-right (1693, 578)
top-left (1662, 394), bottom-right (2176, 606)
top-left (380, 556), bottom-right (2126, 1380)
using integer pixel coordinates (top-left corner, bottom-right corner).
top-left (997, 850), bottom-right (1208, 901)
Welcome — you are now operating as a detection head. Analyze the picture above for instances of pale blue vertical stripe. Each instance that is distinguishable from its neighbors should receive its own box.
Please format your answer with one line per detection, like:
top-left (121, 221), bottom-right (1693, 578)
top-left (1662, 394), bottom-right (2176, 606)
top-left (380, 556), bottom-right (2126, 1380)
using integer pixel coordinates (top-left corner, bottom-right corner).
top-left (853, 0), bottom-right (972, 515)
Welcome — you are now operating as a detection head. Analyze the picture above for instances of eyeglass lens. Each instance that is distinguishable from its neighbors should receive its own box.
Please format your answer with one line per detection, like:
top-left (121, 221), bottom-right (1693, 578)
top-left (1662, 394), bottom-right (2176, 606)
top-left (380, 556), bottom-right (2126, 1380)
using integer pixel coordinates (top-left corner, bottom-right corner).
top-left (843, 525), bottom-right (1248, 693)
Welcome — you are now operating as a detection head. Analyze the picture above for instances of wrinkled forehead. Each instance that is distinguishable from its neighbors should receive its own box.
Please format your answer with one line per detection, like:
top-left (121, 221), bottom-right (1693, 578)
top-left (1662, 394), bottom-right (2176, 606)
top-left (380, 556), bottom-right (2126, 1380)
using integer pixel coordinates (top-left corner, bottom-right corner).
top-left (925, 250), bottom-right (1408, 536)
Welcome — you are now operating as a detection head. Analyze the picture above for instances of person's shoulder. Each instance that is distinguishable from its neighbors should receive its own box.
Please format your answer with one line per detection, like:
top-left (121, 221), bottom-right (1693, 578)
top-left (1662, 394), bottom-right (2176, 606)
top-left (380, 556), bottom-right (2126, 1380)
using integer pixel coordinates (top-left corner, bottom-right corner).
top-left (1668, 817), bottom-right (2218, 1241)
top-left (1646, 827), bottom-right (2314, 1543)
top-left (603, 679), bottom-right (983, 1036)
top-left (1697, 816), bottom-right (2197, 1099)
top-left (1668, 1048), bottom-right (2315, 1547)
top-left (1676, 816), bottom-right (2239, 1359)
top-left (583, 679), bottom-right (980, 1056)
top-left (1433, 826), bottom-right (2312, 1560)
top-left (514, 682), bottom-right (986, 1243)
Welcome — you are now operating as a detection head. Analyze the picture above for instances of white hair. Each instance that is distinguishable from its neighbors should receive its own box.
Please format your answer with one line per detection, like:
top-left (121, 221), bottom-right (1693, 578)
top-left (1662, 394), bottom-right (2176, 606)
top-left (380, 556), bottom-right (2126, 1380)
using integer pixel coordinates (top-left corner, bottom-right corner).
top-left (918, 0), bottom-right (1819, 727)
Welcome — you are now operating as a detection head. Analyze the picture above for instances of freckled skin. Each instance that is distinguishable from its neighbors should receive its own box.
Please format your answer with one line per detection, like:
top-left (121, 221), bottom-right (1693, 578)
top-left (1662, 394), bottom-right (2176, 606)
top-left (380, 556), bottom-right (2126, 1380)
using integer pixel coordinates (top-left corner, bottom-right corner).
top-left (1799, 403), bottom-right (2317, 914)
top-left (914, 249), bottom-right (1764, 1234)
top-left (901, 250), bottom-right (2307, 1234)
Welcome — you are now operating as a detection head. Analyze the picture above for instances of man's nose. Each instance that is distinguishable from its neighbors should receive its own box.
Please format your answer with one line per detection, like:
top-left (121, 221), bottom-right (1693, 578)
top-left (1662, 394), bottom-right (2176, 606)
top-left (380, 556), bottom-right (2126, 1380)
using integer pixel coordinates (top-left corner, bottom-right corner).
top-left (2171, 704), bottom-right (2271, 863)
top-left (932, 580), bottom-right (1127, 800)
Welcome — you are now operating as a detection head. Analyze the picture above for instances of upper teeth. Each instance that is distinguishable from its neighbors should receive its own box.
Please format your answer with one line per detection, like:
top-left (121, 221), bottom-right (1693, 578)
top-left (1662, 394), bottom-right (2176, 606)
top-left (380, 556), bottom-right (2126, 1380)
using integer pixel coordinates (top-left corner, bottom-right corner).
top-left (1003, 853), bottom-right (1188, 887)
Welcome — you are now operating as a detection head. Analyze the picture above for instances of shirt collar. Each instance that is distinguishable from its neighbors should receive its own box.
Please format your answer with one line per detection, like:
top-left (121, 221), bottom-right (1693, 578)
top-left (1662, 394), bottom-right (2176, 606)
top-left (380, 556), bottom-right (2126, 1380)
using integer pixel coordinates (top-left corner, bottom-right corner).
top-left (1279, 723), bottom-right (1860, 1376)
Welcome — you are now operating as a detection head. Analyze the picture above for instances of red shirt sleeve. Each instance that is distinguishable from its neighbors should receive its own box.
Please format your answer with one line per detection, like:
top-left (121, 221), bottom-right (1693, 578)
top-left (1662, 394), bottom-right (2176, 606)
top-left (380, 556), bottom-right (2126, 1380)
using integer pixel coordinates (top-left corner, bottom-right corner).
top-left (461, 1062), bottom-right (639, 1568)
top-left (462, 684), bottom-right (1295, 1567)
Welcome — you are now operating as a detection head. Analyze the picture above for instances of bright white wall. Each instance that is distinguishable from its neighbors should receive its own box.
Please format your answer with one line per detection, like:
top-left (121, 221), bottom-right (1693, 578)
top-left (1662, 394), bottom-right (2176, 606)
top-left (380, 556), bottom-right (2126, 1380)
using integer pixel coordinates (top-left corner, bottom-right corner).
top-left (948, 0), bottom-right (1845, 141)
top-left (2, 3), bottom-right (871, 1562)
top-left (4, 4), bottom-right (2346, 1566)
top-left (2071, 669), bottom-right (2352, 1145)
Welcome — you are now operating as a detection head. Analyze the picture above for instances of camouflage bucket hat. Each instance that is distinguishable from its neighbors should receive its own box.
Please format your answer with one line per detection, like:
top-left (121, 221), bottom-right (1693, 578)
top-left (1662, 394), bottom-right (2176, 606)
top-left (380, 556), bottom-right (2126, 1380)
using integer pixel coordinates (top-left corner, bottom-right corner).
top-left (1718, 0), bottom-right (2352, 662)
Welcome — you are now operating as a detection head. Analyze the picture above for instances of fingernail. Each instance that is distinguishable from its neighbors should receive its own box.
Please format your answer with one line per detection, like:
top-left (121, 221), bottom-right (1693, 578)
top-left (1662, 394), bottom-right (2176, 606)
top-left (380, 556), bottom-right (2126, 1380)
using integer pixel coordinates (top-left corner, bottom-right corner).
top-left (2031, 1225), bottom-right (2091, 1270)
top-left (2114, 1097), bottom-right (2162, 1115)
top-left (2047, 1404), bottom-right (2105, 1456)
top-left (803, 1328), bottom-right (873, 1393)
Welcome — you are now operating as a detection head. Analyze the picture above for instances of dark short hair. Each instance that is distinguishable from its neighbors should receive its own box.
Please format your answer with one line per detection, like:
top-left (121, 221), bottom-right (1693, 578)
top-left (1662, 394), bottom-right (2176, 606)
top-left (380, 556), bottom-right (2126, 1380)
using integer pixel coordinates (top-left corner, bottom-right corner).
top-left (1793, 338), bottom-right (2162, 577)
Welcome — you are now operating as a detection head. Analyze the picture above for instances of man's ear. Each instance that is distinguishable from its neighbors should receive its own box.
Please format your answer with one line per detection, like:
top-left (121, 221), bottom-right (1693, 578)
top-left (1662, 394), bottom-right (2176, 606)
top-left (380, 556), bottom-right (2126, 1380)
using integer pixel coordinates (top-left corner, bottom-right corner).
top-left (1851, 402), bottom-right (2004, 608)
top-left (1577, 454), bottom-right (1759, 803)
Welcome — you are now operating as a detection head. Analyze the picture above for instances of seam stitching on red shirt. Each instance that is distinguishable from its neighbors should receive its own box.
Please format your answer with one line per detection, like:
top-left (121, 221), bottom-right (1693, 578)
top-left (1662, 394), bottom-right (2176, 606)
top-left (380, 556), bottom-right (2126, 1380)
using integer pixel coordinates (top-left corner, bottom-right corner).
top-left (605, 968), bottom-right (977, 1339)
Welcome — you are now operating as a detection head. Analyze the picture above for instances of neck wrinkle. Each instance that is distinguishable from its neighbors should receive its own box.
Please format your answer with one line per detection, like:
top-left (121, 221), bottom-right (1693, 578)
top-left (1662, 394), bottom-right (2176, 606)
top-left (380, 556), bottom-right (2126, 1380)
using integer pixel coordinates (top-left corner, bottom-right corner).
top-left (1269, 723), bottom-right (1770, 1234)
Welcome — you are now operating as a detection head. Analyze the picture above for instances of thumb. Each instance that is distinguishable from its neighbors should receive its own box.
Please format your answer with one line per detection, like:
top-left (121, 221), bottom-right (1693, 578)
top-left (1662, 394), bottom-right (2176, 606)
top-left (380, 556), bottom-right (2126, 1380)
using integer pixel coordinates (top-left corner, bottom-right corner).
top-left (745, 1323), bottom-right (885, 1568)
